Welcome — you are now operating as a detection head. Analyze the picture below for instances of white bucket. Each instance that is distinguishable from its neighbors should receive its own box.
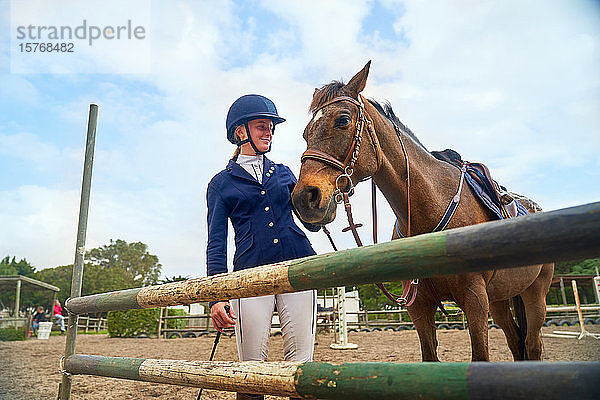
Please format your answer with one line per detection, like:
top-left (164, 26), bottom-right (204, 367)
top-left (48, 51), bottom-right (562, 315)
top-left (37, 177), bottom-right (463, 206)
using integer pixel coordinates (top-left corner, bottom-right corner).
top-left (37, 322), bottom-right (53, 339)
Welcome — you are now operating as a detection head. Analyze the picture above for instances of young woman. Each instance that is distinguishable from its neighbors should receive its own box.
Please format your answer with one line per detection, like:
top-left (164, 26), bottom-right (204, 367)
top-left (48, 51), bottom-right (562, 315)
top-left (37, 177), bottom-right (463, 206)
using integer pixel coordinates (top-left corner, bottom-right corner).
top-left (206, 94), bottom-right (320, 400)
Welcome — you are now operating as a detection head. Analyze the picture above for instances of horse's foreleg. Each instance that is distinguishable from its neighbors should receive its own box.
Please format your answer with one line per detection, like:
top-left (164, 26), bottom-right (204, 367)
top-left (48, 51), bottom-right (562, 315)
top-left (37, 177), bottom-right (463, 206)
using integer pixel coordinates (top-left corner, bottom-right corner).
top-left (456, 281), bottom-right (490, 361)
top-left (489, 300), bottom-right (524, 360)
top-left (520, 262), bottom-right (554, 360)
top-left (407, 296), bottom-right (439, 362)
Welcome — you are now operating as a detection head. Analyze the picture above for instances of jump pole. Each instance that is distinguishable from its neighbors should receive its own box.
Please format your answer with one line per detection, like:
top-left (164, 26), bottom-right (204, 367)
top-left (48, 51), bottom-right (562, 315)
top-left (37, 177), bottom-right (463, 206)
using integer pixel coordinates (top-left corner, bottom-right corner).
top-left (65, 202), bottom-right (600, 315)
top-left (58, 104), bottom-right (98, 400)
top-left (64, 355), bottom-right (599, 400)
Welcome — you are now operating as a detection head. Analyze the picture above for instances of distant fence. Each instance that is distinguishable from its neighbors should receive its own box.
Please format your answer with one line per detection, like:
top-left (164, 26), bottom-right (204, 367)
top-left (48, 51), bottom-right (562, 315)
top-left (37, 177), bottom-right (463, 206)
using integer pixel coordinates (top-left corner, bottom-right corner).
top-left (59, 315), bottom-right (107, 332)
top-left (154, 304), bottom-right (600, 338)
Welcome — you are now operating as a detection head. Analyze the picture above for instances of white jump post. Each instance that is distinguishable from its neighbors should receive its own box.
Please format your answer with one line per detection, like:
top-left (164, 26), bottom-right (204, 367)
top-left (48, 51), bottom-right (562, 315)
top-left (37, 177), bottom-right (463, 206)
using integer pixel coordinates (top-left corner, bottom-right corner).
top-left (330, 286), bottom-right (357, 350)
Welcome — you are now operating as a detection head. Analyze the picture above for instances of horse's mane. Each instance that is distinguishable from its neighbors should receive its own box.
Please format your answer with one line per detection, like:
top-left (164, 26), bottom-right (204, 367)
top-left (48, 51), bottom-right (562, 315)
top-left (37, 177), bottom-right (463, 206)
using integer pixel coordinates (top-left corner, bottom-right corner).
top-left (309, 81), bottom-right (348, 112)
top-left (366, 99), bottom-right (427, 151)
top-left (309, 81), bottom-right (427, 151)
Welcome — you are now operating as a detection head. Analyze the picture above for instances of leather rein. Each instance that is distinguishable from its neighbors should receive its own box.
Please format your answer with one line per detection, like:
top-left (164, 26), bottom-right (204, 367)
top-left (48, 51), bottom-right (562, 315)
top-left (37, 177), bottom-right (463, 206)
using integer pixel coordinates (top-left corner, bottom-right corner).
top-left (301, 95), bottom-right (465, 314)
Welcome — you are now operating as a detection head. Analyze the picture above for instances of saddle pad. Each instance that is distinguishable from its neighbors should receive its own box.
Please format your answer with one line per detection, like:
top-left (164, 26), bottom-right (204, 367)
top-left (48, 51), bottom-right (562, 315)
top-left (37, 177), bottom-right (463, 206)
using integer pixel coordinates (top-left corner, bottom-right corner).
top-left (464, 173), bottom-right (529, 220)
top-left (431, 148), bottom-right (528, 220)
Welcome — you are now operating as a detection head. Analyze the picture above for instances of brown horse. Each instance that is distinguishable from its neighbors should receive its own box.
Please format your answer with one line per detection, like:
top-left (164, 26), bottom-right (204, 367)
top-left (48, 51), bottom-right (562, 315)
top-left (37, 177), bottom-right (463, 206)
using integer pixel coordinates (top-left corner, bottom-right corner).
top-left (291, 61), bottom-right (554, 361)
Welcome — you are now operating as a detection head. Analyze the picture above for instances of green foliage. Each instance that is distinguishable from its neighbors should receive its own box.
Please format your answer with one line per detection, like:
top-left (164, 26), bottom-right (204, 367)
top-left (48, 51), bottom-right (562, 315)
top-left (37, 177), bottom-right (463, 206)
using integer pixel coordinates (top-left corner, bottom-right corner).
top-left (159, 275), bottom-right (189, 284)
top-left (107, 308), bottom-right (159, 338)
top-left (86, 239), bottom-right (161, 288)
top-left (0, 256), bottom-right (36, 277)
top-left (0, 327), bottom-right (27, 341)
top-left (164, 309), bottom-right (188, 330)
top-left (107, 308), bottom-right (187, 338)
top-left (28, 239), bottom-right (163, 305)
top-left (1, 256), bottom-right (47, 311)
top-left (33, 264), bottom-right (73, 304)
top-left (356, 282), bottom-right (404, 310)
top-left (554, 258), bottom-right (599, 275)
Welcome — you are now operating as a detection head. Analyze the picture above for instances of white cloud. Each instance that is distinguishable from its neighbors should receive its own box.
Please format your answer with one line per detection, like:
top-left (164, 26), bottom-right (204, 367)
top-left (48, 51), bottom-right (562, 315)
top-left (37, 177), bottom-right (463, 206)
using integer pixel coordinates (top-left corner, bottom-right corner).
top-left (1, 0), bottom-right (598, 279)
top-left (0, 186), bottom-right (79, 268)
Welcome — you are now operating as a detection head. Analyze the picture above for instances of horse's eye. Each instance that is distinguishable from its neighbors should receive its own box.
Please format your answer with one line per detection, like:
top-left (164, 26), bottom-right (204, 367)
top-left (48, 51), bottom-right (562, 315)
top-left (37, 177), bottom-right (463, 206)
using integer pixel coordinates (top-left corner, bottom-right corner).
top-left (335, 115), bottom-right (351, 128)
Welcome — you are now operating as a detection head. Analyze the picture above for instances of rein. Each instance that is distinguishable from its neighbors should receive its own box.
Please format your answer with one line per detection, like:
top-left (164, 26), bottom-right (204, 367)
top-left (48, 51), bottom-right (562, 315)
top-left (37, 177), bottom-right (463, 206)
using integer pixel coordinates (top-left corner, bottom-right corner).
top-left (301, 95), bottom-right (463, 313)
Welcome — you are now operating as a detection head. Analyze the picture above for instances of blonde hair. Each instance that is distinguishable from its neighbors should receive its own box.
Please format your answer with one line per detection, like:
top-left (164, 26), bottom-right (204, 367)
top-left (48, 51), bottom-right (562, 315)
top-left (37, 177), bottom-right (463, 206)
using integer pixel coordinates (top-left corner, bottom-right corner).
top-left (231, 125), bottom-right (245, 160)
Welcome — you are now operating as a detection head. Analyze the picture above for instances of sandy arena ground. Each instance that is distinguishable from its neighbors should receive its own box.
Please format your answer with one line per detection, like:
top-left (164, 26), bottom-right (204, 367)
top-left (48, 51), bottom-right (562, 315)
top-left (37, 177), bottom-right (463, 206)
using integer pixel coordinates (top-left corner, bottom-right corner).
top-left (1, 326), bottom-right (599, 400)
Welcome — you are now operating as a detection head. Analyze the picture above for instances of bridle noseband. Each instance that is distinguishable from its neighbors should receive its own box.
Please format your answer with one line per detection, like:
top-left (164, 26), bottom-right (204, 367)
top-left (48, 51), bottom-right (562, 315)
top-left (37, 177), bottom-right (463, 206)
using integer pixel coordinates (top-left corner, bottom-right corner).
top-left (301, 95), bottom-right (383, 204)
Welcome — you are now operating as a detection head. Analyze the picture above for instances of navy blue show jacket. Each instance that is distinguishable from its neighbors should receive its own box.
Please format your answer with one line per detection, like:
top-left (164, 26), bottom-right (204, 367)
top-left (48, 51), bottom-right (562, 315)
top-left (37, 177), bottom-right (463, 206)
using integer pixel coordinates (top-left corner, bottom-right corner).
top-left (206, 157), bottom-right (319, 284)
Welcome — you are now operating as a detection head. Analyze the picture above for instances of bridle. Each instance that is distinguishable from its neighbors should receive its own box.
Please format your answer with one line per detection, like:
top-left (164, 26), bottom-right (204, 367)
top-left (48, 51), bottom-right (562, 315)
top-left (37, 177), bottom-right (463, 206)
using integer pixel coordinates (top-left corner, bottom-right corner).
top-left (301, 95), bottom-right (383, 204)
top-left (299, 94), bottom-right (465, 312)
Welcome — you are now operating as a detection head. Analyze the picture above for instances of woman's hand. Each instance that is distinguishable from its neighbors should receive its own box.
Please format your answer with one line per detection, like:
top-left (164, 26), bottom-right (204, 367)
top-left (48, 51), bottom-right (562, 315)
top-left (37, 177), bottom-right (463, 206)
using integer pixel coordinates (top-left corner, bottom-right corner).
top-left (210, 301), bottom-right (236, 332)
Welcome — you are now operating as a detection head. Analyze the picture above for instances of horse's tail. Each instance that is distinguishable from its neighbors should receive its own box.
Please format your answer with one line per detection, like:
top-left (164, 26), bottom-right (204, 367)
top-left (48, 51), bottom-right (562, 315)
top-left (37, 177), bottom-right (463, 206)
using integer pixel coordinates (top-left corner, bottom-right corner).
top-left (512, 294), bottom-right (528, 360)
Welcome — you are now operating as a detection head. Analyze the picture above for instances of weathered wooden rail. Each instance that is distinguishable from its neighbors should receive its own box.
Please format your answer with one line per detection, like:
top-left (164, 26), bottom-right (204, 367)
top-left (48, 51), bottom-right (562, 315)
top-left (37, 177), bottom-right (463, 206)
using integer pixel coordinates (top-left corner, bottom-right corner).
top-left (66, 201), bottom-right (600, 314)
top-left (64, 355), bottom-right (599, 399)
top-left (61, 201), bottom-right (600, 399)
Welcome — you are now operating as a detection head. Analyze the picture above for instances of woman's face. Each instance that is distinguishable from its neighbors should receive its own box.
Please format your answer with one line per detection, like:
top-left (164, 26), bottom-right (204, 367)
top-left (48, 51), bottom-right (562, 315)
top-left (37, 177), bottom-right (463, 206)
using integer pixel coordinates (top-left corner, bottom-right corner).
top-left (238, 118), bottom-right (274, 154)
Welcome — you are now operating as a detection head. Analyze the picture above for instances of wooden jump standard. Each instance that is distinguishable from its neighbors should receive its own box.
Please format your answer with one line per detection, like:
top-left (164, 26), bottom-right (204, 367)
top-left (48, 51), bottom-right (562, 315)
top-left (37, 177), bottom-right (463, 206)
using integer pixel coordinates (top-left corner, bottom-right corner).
top-left (66, 201), bottom-right (600, 314)
top-left (65, 355), bottom-right (599, 399)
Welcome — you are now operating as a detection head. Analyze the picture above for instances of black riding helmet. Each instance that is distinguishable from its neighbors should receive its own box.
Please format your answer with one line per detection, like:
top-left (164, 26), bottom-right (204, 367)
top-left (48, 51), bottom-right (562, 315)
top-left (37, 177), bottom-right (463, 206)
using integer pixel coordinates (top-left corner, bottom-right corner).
top-left (226, 94), bottom-right (286, 154)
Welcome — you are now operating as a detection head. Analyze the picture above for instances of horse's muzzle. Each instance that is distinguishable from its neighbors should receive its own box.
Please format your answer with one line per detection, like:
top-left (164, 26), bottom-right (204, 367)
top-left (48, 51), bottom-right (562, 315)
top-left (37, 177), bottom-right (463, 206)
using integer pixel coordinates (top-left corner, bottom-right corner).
top-left (291, 184), bottom-right (336, 225)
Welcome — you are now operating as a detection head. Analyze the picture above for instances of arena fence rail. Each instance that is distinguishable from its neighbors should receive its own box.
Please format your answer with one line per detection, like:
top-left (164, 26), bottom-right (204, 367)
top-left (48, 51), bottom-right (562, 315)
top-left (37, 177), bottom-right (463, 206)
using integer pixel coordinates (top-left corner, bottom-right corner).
top-left (65, 201), bottom-right (600, 315)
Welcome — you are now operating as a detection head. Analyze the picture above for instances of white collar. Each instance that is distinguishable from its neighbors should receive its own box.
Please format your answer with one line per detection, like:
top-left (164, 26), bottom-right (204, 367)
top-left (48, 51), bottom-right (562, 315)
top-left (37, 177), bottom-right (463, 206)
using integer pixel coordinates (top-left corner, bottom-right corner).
top-left (236, 154), bottom-right (264, 166)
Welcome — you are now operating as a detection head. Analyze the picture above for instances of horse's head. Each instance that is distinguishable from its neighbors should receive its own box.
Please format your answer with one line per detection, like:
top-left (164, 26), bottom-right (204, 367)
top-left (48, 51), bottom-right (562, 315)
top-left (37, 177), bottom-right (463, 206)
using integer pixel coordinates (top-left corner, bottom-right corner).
top-left (292, 61), bottom-right (382, 225)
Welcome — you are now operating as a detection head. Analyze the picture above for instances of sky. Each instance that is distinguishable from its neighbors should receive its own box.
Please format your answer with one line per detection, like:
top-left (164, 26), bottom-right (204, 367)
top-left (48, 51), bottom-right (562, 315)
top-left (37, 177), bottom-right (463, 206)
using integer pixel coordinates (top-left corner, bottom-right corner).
top-left (0, 0), bottom-right (599, 280)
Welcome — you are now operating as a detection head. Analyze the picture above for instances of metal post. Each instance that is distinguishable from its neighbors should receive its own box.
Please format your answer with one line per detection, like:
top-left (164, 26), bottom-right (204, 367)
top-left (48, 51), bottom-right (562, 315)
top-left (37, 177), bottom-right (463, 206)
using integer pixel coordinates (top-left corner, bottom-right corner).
top-left (157, 308), bottom-right (163, 338)
top-left (51, 292), bottom-right (57, 322)
top-left (59, 104), bottom-right (98, 400)
top-left (14, 279), bottom-right (21, 317)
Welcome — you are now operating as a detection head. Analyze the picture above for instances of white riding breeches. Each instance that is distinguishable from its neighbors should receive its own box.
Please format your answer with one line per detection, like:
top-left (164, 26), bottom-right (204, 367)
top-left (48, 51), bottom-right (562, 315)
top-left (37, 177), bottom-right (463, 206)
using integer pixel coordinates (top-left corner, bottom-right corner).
top-left (230, 290), bottom-right (316, 362)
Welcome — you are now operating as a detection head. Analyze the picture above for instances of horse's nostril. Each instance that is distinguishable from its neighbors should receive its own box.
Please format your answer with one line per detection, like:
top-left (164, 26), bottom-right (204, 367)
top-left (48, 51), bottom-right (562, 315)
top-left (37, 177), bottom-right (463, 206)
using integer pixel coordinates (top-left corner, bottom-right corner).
top-left (307, 186), bottom-right (321, 208)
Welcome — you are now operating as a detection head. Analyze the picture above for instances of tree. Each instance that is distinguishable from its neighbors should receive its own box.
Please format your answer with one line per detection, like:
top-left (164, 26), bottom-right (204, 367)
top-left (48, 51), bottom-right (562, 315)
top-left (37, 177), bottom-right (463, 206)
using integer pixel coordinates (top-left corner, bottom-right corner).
top-left (0, 256), bottom-right (40, 311)
top-left (31, 239), bottom-right (163, 302)
top-left (34, 265), bottom-right (74, 304)
top-left (85, 239), bottom-right (161, 288)
top-left (0, 256), bottom-right (36, 277)
top-left (159, 275), bottom-right (190, 284)
top-left (555, 258), bottom-right (599, 275)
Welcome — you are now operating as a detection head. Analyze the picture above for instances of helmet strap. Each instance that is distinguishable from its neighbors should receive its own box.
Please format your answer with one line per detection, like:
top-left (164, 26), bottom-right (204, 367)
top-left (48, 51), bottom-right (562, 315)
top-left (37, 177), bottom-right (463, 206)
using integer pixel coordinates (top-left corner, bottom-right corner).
top-left (236, 121), bottom-right (271, 155)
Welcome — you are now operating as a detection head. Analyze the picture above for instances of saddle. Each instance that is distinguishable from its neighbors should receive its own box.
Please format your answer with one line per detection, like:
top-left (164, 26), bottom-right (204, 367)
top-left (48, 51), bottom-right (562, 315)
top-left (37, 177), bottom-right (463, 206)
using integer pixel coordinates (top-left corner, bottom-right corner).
top-left (431, 149), bottom-right (528, 220)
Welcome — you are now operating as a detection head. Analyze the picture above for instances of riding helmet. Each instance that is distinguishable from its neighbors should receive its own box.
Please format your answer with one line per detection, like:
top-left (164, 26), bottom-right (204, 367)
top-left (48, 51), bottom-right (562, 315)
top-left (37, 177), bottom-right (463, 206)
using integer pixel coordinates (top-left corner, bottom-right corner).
top-left (226, 94), bottom-right (286, 144)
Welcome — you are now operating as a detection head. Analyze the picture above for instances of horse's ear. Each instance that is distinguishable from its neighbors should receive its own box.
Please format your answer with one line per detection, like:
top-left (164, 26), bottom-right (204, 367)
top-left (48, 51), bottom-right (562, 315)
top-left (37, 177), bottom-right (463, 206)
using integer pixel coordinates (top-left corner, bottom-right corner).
top-left (345, 60), bottom-right (371, 97)
top-left (313, 88), bottom-right (319, 99)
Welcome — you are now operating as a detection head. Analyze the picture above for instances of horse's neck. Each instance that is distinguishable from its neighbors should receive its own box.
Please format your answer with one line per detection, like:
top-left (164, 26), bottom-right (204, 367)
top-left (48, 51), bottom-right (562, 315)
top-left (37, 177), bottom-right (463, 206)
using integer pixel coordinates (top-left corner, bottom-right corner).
top-left (370, 113), bottom-right (463, 235)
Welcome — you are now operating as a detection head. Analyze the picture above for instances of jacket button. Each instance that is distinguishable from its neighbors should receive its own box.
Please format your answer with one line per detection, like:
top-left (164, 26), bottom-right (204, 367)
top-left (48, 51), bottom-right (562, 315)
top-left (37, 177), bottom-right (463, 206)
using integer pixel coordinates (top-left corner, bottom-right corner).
top-left (264, 206), bottom-right (270, 212)
top-left (273, 238), bottom-right (279, 244)
top-left (260, 190), bottom-right (266, 195)
top-left (268, 222), bottom-right (274, 227)
top-left (266, 173), bottom-right (271, 177)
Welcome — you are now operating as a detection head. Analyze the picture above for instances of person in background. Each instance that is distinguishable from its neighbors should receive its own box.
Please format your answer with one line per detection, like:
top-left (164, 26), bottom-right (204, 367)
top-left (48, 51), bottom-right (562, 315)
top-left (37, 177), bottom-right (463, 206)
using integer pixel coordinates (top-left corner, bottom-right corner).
top-left (53, 299), bottom-right (66, 334)
top-left (31, 305), bottom-right (46, 334)
top-left (207, 94), bottom-right (320, 400)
